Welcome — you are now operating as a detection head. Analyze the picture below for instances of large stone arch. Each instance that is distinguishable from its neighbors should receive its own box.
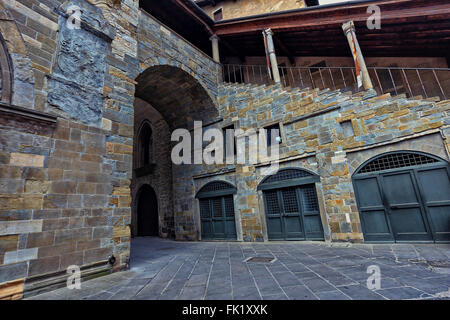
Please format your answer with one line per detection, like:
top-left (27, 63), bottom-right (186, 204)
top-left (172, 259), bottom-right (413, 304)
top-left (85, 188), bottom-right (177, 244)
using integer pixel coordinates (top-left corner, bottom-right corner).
top-left (135, 64), bottom-right (219, 129)
top-left (0, 1), bottom-right (35, 108)
top-left (134, 63), bottom-right (220, 240)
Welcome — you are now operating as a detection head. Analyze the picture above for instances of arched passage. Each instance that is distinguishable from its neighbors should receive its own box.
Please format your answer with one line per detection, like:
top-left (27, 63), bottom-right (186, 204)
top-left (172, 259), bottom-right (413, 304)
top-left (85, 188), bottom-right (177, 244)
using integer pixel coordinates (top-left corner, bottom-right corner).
top-left (137, 184), bottom-right (159, 236)
top-left (133, 64), bottom-right (219, 240)
top-left (352, 151), bottom-right (450, 243)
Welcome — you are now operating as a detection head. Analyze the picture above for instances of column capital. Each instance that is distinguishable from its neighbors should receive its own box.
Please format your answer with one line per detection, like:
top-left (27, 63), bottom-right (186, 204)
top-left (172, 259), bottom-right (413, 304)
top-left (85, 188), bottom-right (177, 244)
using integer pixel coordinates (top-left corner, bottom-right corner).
top-left (342, 20), bottom-right (355, 35)
top-left (263, 28), bottom-right (273, 36)
top-left (209, 34), bottom-right (220, 42)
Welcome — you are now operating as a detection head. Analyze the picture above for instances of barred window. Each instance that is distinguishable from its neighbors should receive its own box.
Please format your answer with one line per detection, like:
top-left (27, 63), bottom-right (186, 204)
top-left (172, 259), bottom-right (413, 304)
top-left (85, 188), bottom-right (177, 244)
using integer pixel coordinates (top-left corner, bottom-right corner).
top-left (358, 152), bottom-right (440, 174)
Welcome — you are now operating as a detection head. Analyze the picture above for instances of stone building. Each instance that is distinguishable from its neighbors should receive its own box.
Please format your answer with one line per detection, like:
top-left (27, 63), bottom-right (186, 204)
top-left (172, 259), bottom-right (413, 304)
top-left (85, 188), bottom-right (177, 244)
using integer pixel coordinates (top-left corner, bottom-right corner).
top-left (0, 0), bottom-right (449, 299)
top-left (196, 0), bottom-right (312, 21)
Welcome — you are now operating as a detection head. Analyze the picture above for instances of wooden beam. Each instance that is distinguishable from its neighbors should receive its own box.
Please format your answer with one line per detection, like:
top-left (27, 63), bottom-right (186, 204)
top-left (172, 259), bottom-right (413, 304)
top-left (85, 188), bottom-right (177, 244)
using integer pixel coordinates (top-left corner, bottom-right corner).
top-left (213, 0), bottom-right (450, 36)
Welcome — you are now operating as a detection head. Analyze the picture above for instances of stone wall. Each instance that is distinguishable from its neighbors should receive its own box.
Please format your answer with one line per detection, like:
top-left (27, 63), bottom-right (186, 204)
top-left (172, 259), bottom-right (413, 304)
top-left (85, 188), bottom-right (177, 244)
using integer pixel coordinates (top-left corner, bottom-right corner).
top-left (0, 0), bottom-right (141, 299)
top-left (0, 0), bottom-right (222, 299)
top-left (209, 82), bottom-right (449, 243)
top-left (201, 0), bottom-right (306, 20)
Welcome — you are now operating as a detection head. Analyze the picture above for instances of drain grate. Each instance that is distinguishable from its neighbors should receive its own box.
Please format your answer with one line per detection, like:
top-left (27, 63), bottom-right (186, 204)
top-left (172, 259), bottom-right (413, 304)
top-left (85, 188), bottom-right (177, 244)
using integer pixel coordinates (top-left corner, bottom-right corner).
top-left (245, 256), bottom-right (276, 263)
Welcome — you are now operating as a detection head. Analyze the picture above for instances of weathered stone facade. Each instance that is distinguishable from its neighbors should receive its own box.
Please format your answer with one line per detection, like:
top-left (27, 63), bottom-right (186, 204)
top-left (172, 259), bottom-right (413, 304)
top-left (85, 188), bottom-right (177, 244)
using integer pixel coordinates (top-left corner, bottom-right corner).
top-left (0, 0), bottom-right (448, 301)
top-left (0, 0), bottom-right (221, 299)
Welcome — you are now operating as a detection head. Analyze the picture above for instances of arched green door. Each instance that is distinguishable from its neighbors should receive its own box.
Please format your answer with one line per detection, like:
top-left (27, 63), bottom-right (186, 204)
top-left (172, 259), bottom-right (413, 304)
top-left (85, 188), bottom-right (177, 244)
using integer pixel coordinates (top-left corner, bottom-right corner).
top-left (259, 169), bottom-right (324, 241)
top-left (196, 181), bottom-right (237, 240)
top-left (353, 152), bottom-right (450, 243)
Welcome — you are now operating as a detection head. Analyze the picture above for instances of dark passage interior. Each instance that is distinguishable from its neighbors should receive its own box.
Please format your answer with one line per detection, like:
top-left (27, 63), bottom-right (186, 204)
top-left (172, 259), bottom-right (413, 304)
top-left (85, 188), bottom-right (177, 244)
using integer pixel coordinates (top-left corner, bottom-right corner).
top-left (137, 184), bottom-right (159, 236)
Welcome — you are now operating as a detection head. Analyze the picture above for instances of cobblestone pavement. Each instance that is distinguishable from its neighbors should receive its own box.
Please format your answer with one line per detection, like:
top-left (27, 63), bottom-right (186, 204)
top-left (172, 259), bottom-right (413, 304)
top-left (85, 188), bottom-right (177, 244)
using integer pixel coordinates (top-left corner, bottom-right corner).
top-left (28, 238), bottom-right (450, 300)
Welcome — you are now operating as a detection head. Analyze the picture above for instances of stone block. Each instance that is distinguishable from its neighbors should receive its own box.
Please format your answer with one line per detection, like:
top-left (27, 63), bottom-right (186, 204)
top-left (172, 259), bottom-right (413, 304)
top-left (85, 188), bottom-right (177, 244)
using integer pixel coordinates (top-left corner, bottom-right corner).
top-left (0, 220), bottom-right (43, 236)
top-left (60, 251), bottom-right (84, 270)
top-left (43, 194), bottom-right (68, 209)
top-left (42, 218), bottom-right (69, 231)
top-left (28, 256), bottom-right (61, 277)
top-left (84, 247), bottom-right (113, 264)
top-left (92, 226), bottom-right (113, 239)
top-left (3, 248), bottom-right (38, 264)
top-left (50, 181), bottom-right (77, 194)
top-left (54, 228), bottom-right (91, 244)
top-left (0, 279), bottom-right (24, 300)
top-left (38, 242), bottom-right (76, 259)
top-left (26, 232), bottom-right (55, 249)
top-left (0, 235), bottom-right (19, 254)
top-left (24, 180), bottom-right (50, 194)
top-left (9, 153), bottom-right (44, 168)
top-left (84, 216), bottom-right (108, 228)
top-left (113, 226), bottom-right (130, 238)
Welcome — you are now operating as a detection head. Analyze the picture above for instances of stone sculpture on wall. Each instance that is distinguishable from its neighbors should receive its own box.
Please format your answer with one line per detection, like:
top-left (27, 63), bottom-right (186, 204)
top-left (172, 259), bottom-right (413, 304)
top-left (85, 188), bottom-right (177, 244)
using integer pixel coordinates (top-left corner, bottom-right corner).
top-left (47, 0), bottom-right (115, 126)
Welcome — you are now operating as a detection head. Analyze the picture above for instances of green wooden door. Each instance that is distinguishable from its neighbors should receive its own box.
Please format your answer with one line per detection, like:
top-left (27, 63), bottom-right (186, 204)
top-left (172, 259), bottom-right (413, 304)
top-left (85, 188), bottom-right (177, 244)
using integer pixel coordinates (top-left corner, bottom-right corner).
top-left (415, 165), bottom-right (450, 242)
top-left (353, 152), bottom-right (450, 243)
top-left (264, 184), bottom-right (324, 241)
top-left (200, 195), bottom-right (237, 240)
top-left (381, 171), bottom-right (433, 242)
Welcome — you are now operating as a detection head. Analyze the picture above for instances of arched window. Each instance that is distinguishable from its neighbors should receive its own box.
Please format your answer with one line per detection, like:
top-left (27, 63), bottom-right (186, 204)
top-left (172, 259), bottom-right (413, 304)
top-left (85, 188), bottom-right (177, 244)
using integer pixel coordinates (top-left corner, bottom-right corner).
top-left (138, 122), bottom-right (153, 167)
top-left (0, 33), bottom-right (12, 104)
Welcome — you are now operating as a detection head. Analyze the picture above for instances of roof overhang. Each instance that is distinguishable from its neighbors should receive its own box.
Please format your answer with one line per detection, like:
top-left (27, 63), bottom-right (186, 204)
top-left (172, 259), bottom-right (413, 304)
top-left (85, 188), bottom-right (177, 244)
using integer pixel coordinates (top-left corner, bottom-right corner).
top-left (211, 0), bottom-right (450, 58)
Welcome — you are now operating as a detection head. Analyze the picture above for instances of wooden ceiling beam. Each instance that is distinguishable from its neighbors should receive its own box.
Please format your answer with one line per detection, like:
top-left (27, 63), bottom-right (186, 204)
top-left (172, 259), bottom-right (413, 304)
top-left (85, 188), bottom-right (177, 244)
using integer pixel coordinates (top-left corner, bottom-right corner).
top-left (214, 1), bottom-right (450, 36)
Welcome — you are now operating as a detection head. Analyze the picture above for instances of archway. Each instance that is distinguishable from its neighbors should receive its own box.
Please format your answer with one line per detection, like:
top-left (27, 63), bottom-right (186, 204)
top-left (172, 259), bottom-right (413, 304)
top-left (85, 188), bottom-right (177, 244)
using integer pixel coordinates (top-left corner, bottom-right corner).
top-left (133, 64), bottom-right (219, 240)
top-left (137, 184), bottom-right (159, 236)
top-left (135, 64), bottom-right (218, 129)
top-left (352, 151), bottom-right (450, 243)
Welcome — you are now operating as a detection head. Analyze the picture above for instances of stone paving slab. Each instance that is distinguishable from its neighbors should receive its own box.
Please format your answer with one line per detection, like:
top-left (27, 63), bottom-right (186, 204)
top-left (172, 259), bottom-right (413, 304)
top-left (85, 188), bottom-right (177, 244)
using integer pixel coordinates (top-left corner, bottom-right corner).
top-left (27, 238), bottom-right (450, 300)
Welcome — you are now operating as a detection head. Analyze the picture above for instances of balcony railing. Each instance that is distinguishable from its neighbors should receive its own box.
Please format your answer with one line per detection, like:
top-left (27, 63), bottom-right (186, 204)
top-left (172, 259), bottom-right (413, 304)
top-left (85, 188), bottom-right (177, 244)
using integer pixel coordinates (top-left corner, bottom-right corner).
top-left (222, 64), bottom-right (450, 100)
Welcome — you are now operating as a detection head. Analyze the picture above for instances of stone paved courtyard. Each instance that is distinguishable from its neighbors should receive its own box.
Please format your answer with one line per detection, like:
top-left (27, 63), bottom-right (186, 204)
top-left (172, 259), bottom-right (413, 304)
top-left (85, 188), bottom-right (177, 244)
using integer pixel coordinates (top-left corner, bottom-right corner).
top-left (28, 238), bottom-right (450, 300)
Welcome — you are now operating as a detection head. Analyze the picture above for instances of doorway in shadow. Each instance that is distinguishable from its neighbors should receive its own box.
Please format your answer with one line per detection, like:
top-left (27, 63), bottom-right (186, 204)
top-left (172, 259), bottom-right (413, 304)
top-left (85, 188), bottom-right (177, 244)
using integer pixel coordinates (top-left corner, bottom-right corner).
top-left (137, 184), bottom-right (159, 236)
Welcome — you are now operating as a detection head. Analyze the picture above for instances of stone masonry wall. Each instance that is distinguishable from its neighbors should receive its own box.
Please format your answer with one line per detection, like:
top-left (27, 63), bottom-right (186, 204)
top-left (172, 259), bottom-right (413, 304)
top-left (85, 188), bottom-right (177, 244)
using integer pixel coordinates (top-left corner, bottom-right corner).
top-left (210, 82), bottom-right (450, 242)
top-left (0, 0), bottom-right (222, 299)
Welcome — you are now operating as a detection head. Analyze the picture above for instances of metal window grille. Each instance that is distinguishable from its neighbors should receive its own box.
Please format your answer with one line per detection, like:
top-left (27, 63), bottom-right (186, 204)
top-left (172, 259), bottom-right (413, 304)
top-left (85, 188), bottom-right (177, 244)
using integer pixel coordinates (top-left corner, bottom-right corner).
top-left (212, 198), bottom-right (222, 218)
top-left (200, 199), bottom-right (211, 219)
top-left (263, 169), bottom-right (312, 184)
top-left (281, 188), bottom-right (299, 213)
top-left (299, 185), bottom-right (319, 212)
top-left (265, 190), bottom-right (280, 215)
top-left (224, 196), bottom-right (234, 217)
top-left (200, 181), bottom-right (234, 193)
top-left (359, 153), bottom-right (439, 174)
